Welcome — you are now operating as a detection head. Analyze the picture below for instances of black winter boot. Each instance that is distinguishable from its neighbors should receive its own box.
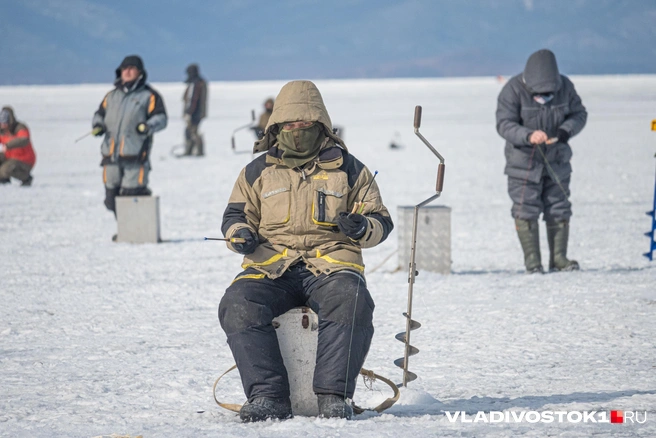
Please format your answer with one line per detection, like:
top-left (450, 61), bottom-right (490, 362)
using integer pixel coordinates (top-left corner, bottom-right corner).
top-left (546, 221), bottom-right (579, 272)
top-left (239, 397), bottom-right (292, 423)
top-left (317, 394), bottom-right (353, 419)
top-left (515, 219), bottom-right (544, 274)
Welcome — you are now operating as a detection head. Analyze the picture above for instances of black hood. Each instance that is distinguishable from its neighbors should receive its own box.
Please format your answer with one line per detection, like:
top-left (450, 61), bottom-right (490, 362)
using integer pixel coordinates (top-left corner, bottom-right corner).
top-left (522, 49), bottom-right (562, 94)
top-left (114, 55), bottom-right (148, 83)
top-left (185, 64), bottom-right (200, 83)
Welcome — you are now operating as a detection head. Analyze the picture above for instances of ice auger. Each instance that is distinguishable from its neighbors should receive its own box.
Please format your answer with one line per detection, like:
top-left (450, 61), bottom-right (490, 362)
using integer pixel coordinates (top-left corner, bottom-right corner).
top-left (394, 106), bottom-right (446, 387)
top-left (644, 119), bottom-right (656, 261)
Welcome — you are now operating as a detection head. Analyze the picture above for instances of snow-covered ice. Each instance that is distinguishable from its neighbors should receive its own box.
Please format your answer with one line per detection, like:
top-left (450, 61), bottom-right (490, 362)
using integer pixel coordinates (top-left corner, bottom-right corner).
top-left (1, 76), bottom-right (655, 437)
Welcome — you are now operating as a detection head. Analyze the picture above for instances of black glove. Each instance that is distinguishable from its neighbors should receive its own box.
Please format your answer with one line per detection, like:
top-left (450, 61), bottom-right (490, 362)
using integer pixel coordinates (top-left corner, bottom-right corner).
top-left (556, 129), bottom-right (570, 143)
top-left (337, 212), bottom-right (368, 240)
top-left (92, 123), bottom-right (105, 136)
top-left (231, 228), bottom-right (259, 255)
top-left (136, 123), bottom-right (149, 135)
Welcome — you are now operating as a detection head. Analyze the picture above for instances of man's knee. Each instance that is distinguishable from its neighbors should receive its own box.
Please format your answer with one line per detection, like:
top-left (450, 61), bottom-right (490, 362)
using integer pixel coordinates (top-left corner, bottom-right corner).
top-left (104, 188), bottom-right (120, 213)
top-left (543, 201), bottom-right (572, 222)
top-left (312, 272), bottom-right (374, 327)
top-left (0, 160), bottom-right (18, 179)
top-left (219, 282), bottom-right (275, 335)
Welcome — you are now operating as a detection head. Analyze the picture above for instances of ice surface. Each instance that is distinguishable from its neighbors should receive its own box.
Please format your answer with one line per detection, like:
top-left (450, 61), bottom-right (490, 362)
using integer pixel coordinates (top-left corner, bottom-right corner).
top-left (1, 76), bottom-right (655, 437)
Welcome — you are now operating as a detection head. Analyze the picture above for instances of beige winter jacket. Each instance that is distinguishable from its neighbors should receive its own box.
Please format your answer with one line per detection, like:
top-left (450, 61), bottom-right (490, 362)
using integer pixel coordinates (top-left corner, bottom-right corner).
top-left (222, 81), bottom-right (393, 279)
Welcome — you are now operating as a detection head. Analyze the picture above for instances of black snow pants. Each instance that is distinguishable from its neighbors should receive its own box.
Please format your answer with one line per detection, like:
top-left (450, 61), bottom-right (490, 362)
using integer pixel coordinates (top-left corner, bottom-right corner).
top-left (218, 263), bottom-right (374, 402)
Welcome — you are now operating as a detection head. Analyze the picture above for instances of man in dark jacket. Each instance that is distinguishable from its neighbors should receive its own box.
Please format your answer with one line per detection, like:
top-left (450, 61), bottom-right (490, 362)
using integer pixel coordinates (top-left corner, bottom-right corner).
top-left (218, 80), bottom-right (393, 422)
top-left (0, 107), bottom-right (36, 186)
top-left (182, 64), bottom-right (207, 156)
top-left (496, 49), bottom-right (587, 273)
top-left (92, 55), bottom-right (167, 238)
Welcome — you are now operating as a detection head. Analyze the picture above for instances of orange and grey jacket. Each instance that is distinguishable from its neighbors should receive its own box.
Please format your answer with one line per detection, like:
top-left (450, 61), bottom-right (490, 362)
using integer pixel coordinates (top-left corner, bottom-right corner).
top-left (93, 72), bottom-right (167, 164)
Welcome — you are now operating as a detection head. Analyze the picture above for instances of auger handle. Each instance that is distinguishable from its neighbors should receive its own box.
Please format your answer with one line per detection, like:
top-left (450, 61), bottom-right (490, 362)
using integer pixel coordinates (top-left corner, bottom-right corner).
top-left (414, 106), bottom-right (422, 129)
top-left (436, 163), bottom-right (445, 193)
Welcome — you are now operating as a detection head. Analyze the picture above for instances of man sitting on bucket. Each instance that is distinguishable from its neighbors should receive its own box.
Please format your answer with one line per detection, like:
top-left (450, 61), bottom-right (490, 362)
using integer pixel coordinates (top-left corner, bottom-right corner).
top-left (218, 80), bottom-right (393, 422)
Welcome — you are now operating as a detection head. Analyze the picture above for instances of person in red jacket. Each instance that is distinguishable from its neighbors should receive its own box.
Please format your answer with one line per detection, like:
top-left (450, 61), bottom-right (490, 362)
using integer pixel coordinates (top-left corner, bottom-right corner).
top-left (0, 107), bottom-right (36, 186)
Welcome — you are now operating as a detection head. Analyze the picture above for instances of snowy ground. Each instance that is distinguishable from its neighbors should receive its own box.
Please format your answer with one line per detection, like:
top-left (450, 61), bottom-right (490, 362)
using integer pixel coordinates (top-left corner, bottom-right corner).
top-left (1, 75), bottom-right (655, 437)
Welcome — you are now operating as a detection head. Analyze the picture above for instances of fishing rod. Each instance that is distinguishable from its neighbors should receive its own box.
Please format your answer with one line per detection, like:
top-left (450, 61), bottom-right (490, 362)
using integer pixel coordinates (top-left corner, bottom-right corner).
top-left (351, 171), bottom-right (379, 214)
top-left (204, 237), bottom-right (246, 243)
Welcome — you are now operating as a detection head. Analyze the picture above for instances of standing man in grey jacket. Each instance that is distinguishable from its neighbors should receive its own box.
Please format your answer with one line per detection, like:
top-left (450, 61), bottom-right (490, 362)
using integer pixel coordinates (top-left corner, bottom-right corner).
top-left (496, 49), bottom-right (587, 273)
top-left (92, 55), bottom-right (167, 239)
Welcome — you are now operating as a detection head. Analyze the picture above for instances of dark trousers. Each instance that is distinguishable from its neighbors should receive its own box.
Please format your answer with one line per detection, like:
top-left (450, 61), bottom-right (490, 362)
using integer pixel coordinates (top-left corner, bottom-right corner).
top-left (508, 169), bottom-right (571, 222)
top-left (0, 155), bottom-right (32, 183)
top-left (184, 121), bottom-right (204, 156)
top-left (218, 264), bottom-right (374, 402)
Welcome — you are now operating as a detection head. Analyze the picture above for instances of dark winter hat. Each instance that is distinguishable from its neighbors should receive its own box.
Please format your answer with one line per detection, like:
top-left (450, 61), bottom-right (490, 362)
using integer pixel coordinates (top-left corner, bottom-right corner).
top-left (0, 108), bottom-right (10, 124)
top-left (118, 55), bottom-right (144, 72)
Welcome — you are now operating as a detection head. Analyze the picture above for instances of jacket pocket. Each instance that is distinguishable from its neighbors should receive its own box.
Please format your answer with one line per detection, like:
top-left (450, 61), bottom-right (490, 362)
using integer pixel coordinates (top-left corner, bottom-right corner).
top-left (101, 137), bottom-right (115, 158)
top-left (119, 134), bottom-right (146, 158)
top-left (312, 187), bottom-right (346, 226)
top-left (261, 186), bottom-right (291, 226)
top-left (520, 107), bottom-right (539, 129)
top-left (549, 103), bottom-right (569, 132)
top-left (505, 144), bottom-right (536, 170)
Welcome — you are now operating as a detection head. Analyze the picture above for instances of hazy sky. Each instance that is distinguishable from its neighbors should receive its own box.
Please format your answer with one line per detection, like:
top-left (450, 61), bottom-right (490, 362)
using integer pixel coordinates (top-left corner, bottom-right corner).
top-left (1, 0), bottom-right (655, 85)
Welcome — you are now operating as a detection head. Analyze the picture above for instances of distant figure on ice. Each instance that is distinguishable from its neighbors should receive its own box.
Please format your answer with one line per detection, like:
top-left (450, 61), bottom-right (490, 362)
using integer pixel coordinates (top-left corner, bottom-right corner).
top-left (0, 107), bottom-right (36, 186)
top-left (218, 80), bottom-right (393, 422)
top-left (496, 49), bottom-right (587, 273)
top-left (252, 97), bottom-right (274, 139)
top-left (182, 63), bottom-right (207, 156)
top-left (92, 55), bottom-right (167, 239)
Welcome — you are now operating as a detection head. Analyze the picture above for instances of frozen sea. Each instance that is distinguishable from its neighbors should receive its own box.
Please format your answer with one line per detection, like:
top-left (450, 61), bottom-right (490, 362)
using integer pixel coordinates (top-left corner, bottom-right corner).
top-left (1, 75), bottom-right (655, 437)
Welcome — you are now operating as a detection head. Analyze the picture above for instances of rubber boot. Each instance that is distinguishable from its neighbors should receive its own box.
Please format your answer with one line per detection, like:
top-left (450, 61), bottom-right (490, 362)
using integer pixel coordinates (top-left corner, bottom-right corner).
top-left (239, 397), bottom-right (293, 423)
top-left (317, 394), bottom-right (353, 419)
top-left (195, 135), bottom-right (205, 156)
top-left (515, 219), bottom-right (543, 274)
top-left (546, 221), bottom-right (579, 272)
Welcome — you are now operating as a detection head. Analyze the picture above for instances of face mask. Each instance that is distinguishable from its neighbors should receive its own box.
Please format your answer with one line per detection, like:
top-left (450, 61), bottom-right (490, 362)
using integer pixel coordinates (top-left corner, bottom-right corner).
top-left (533, 93), bottom-right (554, 105)
top-left (276, 123), bottom-right (325, 168)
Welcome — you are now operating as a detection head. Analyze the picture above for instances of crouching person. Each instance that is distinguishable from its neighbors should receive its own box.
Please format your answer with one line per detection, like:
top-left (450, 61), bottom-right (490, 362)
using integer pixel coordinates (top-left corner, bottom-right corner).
top-left (218, 80), bottom-right (393, 422)
top-left (0, 107), bottom-right (36, 186)
top-left (91, 55), bottom-right (167, 239)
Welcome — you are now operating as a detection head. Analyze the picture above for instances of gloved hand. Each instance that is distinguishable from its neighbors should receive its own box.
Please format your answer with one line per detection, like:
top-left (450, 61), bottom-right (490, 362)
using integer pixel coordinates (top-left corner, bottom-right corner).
top-left (184, 114), bottom-right (192, 124)
top-left (556, 129), bottom-right (570, 143)
top-left (231, 228), bottom-right (259, 255)
top-left (337, 212), bottom-right (368, 240)
top-left (92, 123), bottom-right (105, 136)
top-left (136, 123), bottom-right (149, 134)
